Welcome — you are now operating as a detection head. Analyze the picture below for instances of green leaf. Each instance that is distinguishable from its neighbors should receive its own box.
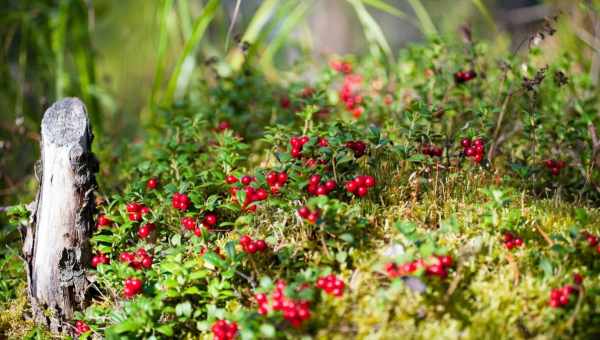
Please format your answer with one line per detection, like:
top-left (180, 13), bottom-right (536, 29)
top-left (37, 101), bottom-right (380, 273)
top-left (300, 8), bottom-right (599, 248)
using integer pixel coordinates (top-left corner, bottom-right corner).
top-left (175, 301), bottom-right (192, 317)
top-left (260, 323), bottom-right (276, 338)
top-left (156, 324), bottom-right (174, 336)
top-left (204, 251), bottom-right (227, 269)
top-left (539, 258), bottom-right (554, 278)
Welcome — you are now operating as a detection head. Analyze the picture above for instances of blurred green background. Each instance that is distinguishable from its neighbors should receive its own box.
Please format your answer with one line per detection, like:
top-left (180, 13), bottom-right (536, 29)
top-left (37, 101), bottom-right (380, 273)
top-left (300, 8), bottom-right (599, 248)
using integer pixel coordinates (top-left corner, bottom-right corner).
top-left (1, 0), bottom-right (598, 207)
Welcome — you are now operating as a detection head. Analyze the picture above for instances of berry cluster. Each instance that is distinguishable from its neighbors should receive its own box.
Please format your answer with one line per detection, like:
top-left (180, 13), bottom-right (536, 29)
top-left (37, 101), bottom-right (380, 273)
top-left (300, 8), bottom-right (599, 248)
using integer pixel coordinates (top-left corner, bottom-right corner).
top-left (454, 70), bottom-right (477, 84)
top-left (181, 216), bottom-right (200, 236)
top-left (307, 174), bottom-right (336, 196)
top-left (544, 159), bottom-right (566, 176)
top-left (230, 185), bottom-right (269, 212)
top-left (97, 214), bottom-right (112, 227)
top-left (266, 171), bottom-right (288, 194)
top-left (91, 253), bottom-right (110, 268)
top-left (345, 140), bottom-right (366, 157)
top-left (329, 59), bottom-right (352, 74)
top-left (119, 248), bottom-right (153, 270)
top-left (345, 175), bottom-right (376, 197)
top-left (339, 74), bottom-right (364, 118)
top-left (211, 320), bottom-right (238, 340)
top-left (422, 144), bottom-right (443, 157)
top-left (502, 232), bottom-right (524, 250)
top-left (123, 277), bottom-right (143, 298)
top-left (126, 202), bottom-right (150, 221)
top-left (316, 274), bottom-right (345, 297)
top-left (254, 280), bottom-right (311, 328)
top-left (461, 137), bottom-right (486, 163)
top-left (172, 192), bottom-right (191, 211)
top-left (298, 206), bottom-right (320, 224)
top-left (582, 231), bottom-right (600, 254)
top-left (74, 320), bottom-right (90, 335)
top-left (138, 222), bottom-right (156, 239)
top-left (290, 136), bottom-right (310, 159)
top-left (549, 284), bottom-right (579, 308)
top-left (146, 177), bottom-right (158, 189)
top-left (239, 235), bottom-right (268, 254)
top-left (386, 255), bottom-right (453, 279)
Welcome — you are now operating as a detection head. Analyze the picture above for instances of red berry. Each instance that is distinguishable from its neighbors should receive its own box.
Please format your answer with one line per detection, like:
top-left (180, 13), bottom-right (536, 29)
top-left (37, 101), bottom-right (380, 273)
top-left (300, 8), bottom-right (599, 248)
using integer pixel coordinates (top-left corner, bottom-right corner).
top-left (241, 176), bottom-right (252, 186)
top-left (309, 174), bottom-right (321, 186)
top-left (364, 176), bottom-right (376, 188)
top-left (246, 242), bottom-right (258, 254)
top-left (356, 186), bottom-right (368, 197)
top-left (266, 171), bottom-right (278, 186)
top-left (461, 138), bottom-right (471, 148)
top-left (255, 239), bottom-right (267, 251)
top-left (587, 235), bottom-right (598, 247)
top-left (298, 207), bottom-right (310, 218)
top-left (97, 214), bottom-right (112, 227)
top-left (141, 256), bottom-right (153, 268)
top-left (129, 211), bottom-right (142, 222)
top-left (465, 147), bottom-right (475, 157)
top-left (146, 178), bottom-right (158, 189)
top-left (473, 153), bottom-right (483, 163)
top-left (226, 175), bottom-right (238, 184)
top-left (203, 213), bottom-right (217, 226)
top-left (316, 186), bottom-right (328, 196)
top-left (138, 225), bottom-right (151, 239)
top-left (514, 238), bottom-right (524, 247)
top-left (278, 172), bottom-right (288, 185)
top-left (193, 227), bottom-right (202, 236)
top-left (324, 180), bottom-right (336, 192)
top-left (240, 235), bottom-right (252, 246)
top-left (318, 138), bottom-right (329, 147)
top-left (345, 181), bottom-right (358, 193)
top-left (126, 203), bottom-right (141, 212)
top-left (307, 213), bottom-right (319, 224)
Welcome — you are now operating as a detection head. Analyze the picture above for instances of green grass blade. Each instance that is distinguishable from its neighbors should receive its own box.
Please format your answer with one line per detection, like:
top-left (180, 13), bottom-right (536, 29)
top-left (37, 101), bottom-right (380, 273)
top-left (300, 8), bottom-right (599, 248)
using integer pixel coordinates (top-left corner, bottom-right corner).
top-left (177, 0), bottom-right (193, 40)
top-left (164, 0), bottom-right (220, 106)
top-left (407, 0), bottom-right (437, 37)
top-left (227, 0), bottom-right (280, 70)
top-left (362, 0), bottom-right (409, 20)
top-left (348, 0), bottom-right (393, 63)
top-left (260, 0), bottom-right (312, 75)
top-left (471, 0), bottom-right (497, 32)
top-left (50, 0), bottom-right (69, 99)
top-left (150, 0), bottom-right (174, 107)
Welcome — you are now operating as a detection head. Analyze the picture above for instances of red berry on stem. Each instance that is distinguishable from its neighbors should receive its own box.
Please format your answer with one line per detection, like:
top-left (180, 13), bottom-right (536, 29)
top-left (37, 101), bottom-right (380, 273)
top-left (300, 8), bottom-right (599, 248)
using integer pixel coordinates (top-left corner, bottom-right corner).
top-left (147, 178), bottom-right (158, 189)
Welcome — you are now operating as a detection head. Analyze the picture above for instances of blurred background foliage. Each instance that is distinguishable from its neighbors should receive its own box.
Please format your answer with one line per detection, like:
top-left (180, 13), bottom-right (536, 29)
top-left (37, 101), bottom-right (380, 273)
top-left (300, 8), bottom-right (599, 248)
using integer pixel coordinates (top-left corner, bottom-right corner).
top-left (1, 0), bottom-right (599, 208)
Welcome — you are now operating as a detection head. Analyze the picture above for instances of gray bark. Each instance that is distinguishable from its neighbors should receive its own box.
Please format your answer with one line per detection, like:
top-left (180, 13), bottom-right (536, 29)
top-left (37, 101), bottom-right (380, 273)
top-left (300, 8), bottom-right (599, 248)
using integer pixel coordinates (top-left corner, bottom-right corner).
top-left (21, 97), bottom-right (98, 333)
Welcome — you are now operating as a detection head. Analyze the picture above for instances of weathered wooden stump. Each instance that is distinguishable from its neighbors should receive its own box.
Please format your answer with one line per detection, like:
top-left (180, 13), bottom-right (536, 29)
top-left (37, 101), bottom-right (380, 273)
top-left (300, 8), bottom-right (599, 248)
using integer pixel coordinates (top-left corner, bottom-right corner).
top-left (21, 98), bottom-right (97, 333)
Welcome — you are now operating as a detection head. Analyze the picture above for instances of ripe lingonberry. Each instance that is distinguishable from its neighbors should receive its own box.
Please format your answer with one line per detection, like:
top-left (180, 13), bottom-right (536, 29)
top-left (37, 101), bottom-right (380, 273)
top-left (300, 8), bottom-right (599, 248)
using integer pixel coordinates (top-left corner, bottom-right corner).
top-left (454, 70), bottom-right (477, 84)
top-left (549, 284), bottom-right (578, 308)
top-left (97, 214), bottom-right (112, 227)
top-left (239, 235), bottom-right (268, 254)
top-left (181, 216), bottom-right (196, 230)
top-left (123, 277), bottom-right (143, 298)
top-left (422, 144), bottom-right (443, 157)
top-left (203, 212), bottom-right (218, 228)
top-left (502, 232), bottom-right (524, 250)
top-left (298, 206), bottom-right (319, 224)
top-left (212, 320), bottom-right (238, 340)
top-left (461, 137), bottom-right (485, 163)
top-left (345, 140), bottom-right (366, 157)
top-left (138, 223), bottom-right (155, 239)
top-left (172, 192), bottom-right (191, 211)
top-left (91, 253), bottom-right (110, 268)
top-left (316, 274), bottom-right (345, 297)
top-left (75, 320), bottom-right (91, 335)
top-left (146, 178), bottom-right (158, 189)
top-left (346, 175), bottom-right (375, 197)
top-left (226, 175), bottom-right (238, 184)
top-left (544, 159), bottom-right (566, 176)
